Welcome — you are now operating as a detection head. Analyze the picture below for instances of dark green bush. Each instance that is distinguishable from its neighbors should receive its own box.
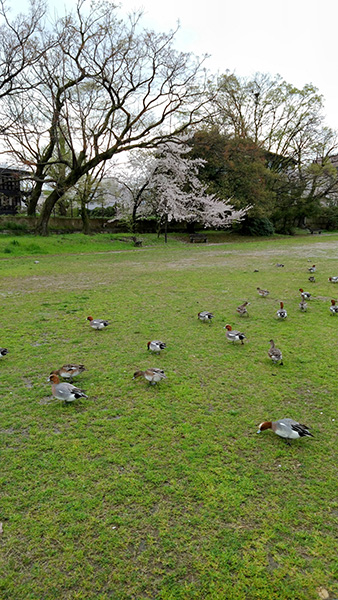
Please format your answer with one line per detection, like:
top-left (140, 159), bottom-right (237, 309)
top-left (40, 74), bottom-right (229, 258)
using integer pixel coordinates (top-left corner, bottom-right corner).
top-left (318, 205), bottom-right (338, 230)
top-left (89, 206), bottom-right (117, 217)
top-left (237, 216), bottom-right (275, 236)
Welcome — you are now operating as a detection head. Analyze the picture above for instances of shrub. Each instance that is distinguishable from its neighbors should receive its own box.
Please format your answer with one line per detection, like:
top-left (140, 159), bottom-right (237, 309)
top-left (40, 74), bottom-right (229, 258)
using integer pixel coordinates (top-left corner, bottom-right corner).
top-left (89, 206), bottom-right (117, 217)
top-left (237, 216), bottom-right (275, 236)
top-left (0, 220), bottom-right (29, 234)
top-left (318, 205), bottom-right (338, 230)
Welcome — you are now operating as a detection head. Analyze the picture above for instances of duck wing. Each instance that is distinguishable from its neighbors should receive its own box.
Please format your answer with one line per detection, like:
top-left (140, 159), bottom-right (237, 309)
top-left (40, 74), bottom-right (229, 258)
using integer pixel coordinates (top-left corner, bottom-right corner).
top-left (291, 423), bottom-right (314, 437)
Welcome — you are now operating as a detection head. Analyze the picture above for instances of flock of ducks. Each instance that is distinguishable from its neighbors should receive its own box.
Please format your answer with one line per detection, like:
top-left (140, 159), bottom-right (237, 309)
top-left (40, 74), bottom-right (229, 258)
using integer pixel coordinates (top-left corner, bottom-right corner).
top-left (2, 261), bottom-right (337, 446)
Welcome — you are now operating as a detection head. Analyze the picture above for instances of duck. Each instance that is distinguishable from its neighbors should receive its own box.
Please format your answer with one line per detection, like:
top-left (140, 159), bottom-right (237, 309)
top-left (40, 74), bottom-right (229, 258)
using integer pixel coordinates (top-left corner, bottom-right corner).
top-left (198, 311), bottom-right (214, 323)
top-left (298, 288), bottom-right (311, 300)
top-left (328, 276), bottom-right (338, 283)
top-left (147, 340), bottom-right (166, 354)
top-left (308, 264), bottom-right (316, 273)
top-left (276, 263), bottom-right (284, 267)
top-left (276, 301), bottom-right (287, 319)
top-left (236, 301), bottom-right (250, 316)
top-left (329, 299), bottom-right (338, 315)
top-left (0, 348), bottom-right (8, 358)
top-left (257, 418), bottom-right (313, 444)
top-left (308, 276), bottom-right (315, 283)
top-left (87, 316), bottom-right (109, 330)
top-left (299, 294), bottom-right (308, 312)
top-left (224, 324), bottom-right (246, 345)
top-left (53, 364), bottom-right (86, 383)
top-left (48, 372), bottom-right (88, 403)
top-left (133, 368), bottom-right (166, 385)
top-left (268, 339), bottom-right (283, 365)
top-left (257, 287), bottom-right (269, 297)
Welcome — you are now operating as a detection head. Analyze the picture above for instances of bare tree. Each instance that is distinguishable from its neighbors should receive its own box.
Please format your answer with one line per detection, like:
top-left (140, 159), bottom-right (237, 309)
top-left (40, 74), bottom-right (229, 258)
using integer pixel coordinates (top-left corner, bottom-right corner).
top-left (0, 0), bottom-right (214, 234)
top-left (211, 73), bottom-right (329, 156)
top-left (0, 0), bottom-right (49, 102)
top-left (111, 151), bottom-right (157, 232)
top-left (71, 166), bottom-right (108, 234)
top-left (0, 0), bottom-right (56, 202)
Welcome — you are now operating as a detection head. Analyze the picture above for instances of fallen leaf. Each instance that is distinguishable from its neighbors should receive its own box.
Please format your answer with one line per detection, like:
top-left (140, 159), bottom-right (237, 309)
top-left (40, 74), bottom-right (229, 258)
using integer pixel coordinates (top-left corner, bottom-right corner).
top-left (317, 587), bottom-right (329, 600)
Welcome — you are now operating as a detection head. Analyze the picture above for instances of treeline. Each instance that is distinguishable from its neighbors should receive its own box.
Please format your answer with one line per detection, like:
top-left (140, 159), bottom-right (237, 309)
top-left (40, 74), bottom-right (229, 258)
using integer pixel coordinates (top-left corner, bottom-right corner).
top-left (1, 2), bottom-right (338, 235)
top-left (189, 72), bottom-right (338, 234)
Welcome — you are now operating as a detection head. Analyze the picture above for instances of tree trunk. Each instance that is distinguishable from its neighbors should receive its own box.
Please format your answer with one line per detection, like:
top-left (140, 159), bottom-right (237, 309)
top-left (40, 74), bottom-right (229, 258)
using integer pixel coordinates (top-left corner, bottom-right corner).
top-left (36, 212), bottom-right (50, 236)
top-left (164, 214), bottom-right (168, 243)
top-left (57, 199), bottom-right (68, 216)
top-left (27, 177), bottom-right (44, 216)
top-left (34, 161), bottom-right (88, 234)
top-left (27, 122), bottom-right (61, 216)
top-left (81, 198), bottom-right (90, 234)
top-left (157, 218), bottom-right (162, 238)
top-left (132, 202), bottom-right (138, 233)
top-left (35, 189), bottom-right (64, 235)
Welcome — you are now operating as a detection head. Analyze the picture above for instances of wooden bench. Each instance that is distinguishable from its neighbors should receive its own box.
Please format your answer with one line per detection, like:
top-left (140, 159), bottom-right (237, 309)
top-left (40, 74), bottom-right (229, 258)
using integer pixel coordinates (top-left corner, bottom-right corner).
top-left (189, 233), bottom-right (208, 243)
top-left (307, 228), bottom-right (322, 235)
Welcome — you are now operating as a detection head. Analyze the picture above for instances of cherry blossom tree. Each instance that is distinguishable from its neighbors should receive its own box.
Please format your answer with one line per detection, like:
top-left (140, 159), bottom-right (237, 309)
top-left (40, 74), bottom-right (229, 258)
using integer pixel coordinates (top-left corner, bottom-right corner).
top-left (119, 138), bottom-right (249, 241)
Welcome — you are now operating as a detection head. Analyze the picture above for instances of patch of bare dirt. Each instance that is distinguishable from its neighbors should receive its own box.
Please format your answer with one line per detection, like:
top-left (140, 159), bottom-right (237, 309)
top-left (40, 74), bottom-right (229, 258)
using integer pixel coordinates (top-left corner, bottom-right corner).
top-left (2, 238), bottom-right (338, 295)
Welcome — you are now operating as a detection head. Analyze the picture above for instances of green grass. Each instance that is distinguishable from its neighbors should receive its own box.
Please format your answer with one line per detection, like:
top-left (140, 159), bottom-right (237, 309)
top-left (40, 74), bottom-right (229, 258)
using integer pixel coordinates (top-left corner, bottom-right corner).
top-left (0, 228), bottom-right (329, 258)
top-left (0, 232), bottom-right (183, 257)
top-left (1, 233), bottom-right (338, 599)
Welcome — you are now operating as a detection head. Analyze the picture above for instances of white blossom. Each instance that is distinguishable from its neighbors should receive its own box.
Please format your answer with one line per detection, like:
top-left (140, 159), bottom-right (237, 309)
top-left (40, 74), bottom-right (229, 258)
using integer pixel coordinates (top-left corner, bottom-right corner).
top-left (146, 138), bottom-right (249, 228)
top-left (114, 137), bottom-right (249, 228)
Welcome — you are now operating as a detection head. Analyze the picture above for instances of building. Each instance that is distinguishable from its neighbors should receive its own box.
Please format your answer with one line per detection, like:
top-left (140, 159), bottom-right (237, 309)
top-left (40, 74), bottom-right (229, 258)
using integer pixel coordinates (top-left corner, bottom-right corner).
top-left (0, 166), bottom-right (30, 215)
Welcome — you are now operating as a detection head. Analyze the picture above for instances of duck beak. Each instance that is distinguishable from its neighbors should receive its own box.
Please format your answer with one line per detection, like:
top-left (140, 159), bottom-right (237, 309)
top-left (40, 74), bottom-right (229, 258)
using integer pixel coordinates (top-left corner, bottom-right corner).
top-left (257, 429), bottom-right (261, 434)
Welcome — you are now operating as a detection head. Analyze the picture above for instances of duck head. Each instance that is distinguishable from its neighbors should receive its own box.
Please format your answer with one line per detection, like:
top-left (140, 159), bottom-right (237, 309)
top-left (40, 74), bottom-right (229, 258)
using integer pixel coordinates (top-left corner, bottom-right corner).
top-left (48, 372), bottom-right (60, 384)
top-left (132, 370), bottom-right (143, 380)
top-left (257, 421), bottom-right (272, 433)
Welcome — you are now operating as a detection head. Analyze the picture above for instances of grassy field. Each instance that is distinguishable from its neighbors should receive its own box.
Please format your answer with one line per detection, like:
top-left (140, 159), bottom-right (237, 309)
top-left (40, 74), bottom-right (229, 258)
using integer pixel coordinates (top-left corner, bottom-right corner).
top-left (1, 232), bottom-right (338, 599)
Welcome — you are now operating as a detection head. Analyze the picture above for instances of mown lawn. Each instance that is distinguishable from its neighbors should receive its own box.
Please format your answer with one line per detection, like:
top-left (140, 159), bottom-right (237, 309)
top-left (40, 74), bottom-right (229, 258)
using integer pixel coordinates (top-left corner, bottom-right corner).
top-left (1, 233), bottom-right (338, 599)
top-left (0, 232), bottom-right (184, 257)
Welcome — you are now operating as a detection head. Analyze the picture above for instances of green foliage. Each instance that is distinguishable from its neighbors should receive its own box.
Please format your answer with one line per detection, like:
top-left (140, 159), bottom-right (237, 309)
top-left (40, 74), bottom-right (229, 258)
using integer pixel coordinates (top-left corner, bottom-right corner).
top-left (0, 220), bottom-right (29, 233)
top-left (318, 203), bottom-right (338, 230)
top-left (237, 216), bottom-right (275, 236)
top-left (203, 72), bottom-right (338, 229)
top-left (89, 206), bottom-right (117, 217)
top-left (1, 234), bottom-right (338, 598)
top-left (189, 130), bottom-right (276, 218)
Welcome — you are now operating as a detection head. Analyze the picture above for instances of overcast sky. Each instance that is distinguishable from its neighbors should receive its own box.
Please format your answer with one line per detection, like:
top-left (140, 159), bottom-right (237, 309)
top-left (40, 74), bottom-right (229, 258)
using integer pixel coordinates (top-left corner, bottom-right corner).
top-left (11, 0), bottom-right (338, 130)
